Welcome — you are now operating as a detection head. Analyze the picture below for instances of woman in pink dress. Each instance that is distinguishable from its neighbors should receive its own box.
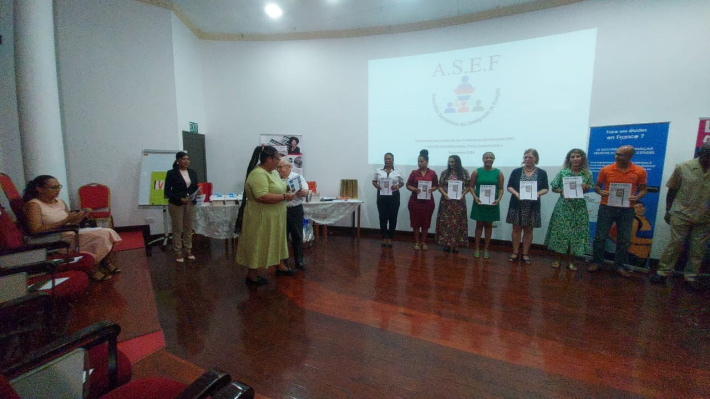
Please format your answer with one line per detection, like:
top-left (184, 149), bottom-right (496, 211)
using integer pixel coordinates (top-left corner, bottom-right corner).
top-left (24, 175), bottom-right (122, 281)
top-left (406, 149), bottom-right (438, 250)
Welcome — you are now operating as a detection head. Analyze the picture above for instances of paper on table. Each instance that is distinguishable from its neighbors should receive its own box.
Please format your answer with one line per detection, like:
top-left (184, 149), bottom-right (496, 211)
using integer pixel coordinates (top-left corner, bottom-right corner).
top-left (563, 176), bottom-right (584, 199)
top-left (379, 177), bottom-right (392, 196)
top-left (36, 277), bottom-right (69, 291)
top-left (608, 183), bottom-right (632, 207)
top-left (479, 185), bottom-right (495, 205)
top-left (417, 181), bottom-right (431, 200)
top-left (447, 180), bottom-right (463, 200)
top-left (519, 181), bottom-right (538, 201)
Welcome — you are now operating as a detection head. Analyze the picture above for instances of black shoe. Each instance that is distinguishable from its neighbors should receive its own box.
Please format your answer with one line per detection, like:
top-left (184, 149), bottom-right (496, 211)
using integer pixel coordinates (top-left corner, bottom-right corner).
top-left (452, 248), bottom-right (459, 254)
top-left (387, 244), bottom-right (393, 248)
top-left (245, 276), bottom-right (268, 286)
top-left (381, 243), bottom-right (387, 247)
top-left (276, 268), bottom-right (298, 276)
top-left (295, 262), bottom-right (306, 270)
top-left (444, 246), bottom-right (451, 253)
top-left (649, 274), bottom-right (667, 285)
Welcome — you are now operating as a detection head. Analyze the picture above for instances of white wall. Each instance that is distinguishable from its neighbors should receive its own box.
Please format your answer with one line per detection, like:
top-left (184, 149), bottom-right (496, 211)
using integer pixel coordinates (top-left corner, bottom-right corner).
top-left (201, 0), bottom-right (710, 258)
top-left (54, 0), bottom-right (180, 230)
top-left (0, 0), bottom-right (24, 186)
top-left (172, 13), bottom-right (206, 136)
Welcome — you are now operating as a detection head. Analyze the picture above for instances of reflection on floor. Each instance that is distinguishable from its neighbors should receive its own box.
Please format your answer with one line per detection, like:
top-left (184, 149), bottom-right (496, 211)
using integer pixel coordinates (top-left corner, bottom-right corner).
top-left (73, 232), bottom-right (710, 398)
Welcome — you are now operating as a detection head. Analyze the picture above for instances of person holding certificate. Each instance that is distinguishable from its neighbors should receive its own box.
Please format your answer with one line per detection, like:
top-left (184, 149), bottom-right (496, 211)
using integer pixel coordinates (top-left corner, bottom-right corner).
top-left (506, 149), bottom-right (549, 264)
top-left (164, 151), bottom-right (199, 262)
top-left (469, 152), bottom-right (504, 259)
top-left (589, 145), bottom-right (647, 277)
top-left (435, 155), bottom-right (470, 254)
top-left (406, 149), bottom-right (438, 250)
top-left (544, 149), bottom-right (593, 270)
top-left (372, 152), bottom-right (404, 248)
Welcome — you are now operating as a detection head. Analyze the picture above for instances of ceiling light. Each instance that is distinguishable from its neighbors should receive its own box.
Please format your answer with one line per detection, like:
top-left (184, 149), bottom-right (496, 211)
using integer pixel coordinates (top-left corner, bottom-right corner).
top-left (264, 4), bottom-right (283, 19)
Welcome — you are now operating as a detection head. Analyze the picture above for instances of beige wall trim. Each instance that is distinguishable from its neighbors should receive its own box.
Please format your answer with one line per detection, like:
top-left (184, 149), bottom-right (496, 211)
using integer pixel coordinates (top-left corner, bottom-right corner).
top-left (136, 0), bottom-right (584, 42)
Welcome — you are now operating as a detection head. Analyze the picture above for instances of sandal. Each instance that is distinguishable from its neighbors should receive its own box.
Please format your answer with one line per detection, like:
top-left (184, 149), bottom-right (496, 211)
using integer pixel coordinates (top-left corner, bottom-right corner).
top-left (552, 260), bottom-right (560, 269)
top-left (483, 251), bottom-right (490, 259)
top-left (104, 263), bottom-right (122, 274)
top-left (508, 253), bottom-right (518, 262)
top-left (90, 270), bottom-right (112, 282)
top-left (522, 255), bottom-right (531, 264)
top-left (568, 263), bottom-right (577, 271)
top-left (473, 251), bottom-right (480, 258)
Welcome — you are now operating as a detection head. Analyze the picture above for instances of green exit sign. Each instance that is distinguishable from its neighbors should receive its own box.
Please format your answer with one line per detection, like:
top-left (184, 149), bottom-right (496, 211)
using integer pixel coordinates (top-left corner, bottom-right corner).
top-left (189, 122), bottom-right (198, 133)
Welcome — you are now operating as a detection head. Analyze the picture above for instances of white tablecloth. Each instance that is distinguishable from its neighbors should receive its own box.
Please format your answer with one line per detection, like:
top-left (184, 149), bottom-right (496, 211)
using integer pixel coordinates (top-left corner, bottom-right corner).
top-left (302, 200), bottom-right (363, 224)
top-left (194, 204), bottom-right (239, 239)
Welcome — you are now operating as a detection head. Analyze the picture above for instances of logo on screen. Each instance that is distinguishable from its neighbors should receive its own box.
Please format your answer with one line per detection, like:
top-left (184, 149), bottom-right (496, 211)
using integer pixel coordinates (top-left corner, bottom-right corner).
top-left (432, 75), bottom-right (500, 127)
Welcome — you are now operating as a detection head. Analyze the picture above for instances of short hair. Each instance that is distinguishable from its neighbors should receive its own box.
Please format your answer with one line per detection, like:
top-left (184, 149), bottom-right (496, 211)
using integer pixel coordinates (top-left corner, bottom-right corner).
top-left (523, 148), bottom-right (539, 165)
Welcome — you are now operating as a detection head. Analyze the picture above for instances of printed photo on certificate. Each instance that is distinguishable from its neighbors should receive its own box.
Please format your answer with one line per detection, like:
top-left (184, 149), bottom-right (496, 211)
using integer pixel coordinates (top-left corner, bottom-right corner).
top-left (479, 185), bottom-right (495, 205)
top-left (417, 181), bottom-right (432, 200)
top-left (607, 183), bottom-right (631, 207)
top-left (447, 180), bottom-right (463, 200)
top-left (563, 176), bottom-right (584, 199)
top-left (519, 181), bottom-right (537, 200)
top-left (379, 177), bottom-right (392, 196)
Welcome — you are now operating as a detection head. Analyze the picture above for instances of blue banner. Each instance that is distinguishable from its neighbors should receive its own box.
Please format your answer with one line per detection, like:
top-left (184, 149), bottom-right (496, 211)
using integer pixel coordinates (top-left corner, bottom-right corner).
top-left (586, 122), bottom-right (669, 268)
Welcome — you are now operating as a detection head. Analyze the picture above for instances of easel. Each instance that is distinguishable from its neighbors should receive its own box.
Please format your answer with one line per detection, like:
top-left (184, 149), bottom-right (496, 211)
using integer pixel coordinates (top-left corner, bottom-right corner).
top-left (147, 205), bottom-right (171, 250)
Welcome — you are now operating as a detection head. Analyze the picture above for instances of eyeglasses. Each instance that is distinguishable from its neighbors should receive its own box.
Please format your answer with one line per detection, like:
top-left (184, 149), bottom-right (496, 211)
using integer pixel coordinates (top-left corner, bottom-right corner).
top-left (46, 184), bottom-right (63, 190)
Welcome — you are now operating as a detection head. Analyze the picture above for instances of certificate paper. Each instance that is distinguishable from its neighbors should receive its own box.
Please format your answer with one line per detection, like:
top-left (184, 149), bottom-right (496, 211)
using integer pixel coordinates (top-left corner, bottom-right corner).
top-left (448, 180), bottom-right (463, 200)
top-left (479, 185), bottom-right (495, 205)
top-left (417, 181), bottom-right (432, 200)
top-left (563, 176), bottom-right (584, 199)
top-left (379, 177), bottom-right (392, 196)
top-left (519, 181), bottom-right (538, 201)
top-left (608, 183), bottom-right (632, 207)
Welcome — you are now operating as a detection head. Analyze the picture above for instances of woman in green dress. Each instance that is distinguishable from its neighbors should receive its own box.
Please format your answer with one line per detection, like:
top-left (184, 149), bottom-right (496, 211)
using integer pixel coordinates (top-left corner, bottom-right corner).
top-left (469, 152), bottom-right (504, 258)
top-left (236, 146), bottom-right (298, 286)
top-left (544, 148), bottom-right (593, 270)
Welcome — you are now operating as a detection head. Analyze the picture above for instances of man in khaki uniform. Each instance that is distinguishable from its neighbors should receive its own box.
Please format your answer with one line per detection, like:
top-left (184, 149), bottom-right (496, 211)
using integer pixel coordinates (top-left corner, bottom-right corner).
top-left (650, 141), bottom-right (710, 287)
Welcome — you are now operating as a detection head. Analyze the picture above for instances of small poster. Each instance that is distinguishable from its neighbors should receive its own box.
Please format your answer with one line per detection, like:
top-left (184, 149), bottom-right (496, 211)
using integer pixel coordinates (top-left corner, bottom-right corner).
top-left (563, 176), bottom-right (584, 199)
top-left (448, 180), bottom-right (463, 200)
top-left (379, 177), bottom-right (392, 196)
top-left (417, 181), bottom-right (432, 200)
top-left (479, 184), bottom-right (495, 205)
top-left (288, 176), bottom-right (303, 193)
top-left (519, 181), bottom-right (538, 201)
top-left (608, 183), bottom-right (632, 207)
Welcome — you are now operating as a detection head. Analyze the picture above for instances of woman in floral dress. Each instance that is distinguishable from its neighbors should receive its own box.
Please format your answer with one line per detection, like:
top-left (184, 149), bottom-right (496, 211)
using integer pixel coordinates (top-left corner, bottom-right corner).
top-left (435, 155), bottom-right (470, 253)
top-left (544, 148), bottom-right (593, 270)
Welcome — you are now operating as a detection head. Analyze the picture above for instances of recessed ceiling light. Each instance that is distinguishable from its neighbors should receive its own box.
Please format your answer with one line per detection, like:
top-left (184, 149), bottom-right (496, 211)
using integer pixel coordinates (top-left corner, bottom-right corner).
top-left (265, 4), bottom-right (283, 19)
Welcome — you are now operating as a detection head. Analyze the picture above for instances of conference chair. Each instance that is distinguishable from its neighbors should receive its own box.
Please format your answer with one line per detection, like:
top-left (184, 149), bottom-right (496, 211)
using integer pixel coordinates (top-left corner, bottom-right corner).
top-left (0, 320), bottom-right (255, 399)
top-left (78, 183), bottom-right (115, 227)
top-left (0, 172), bottom-right (81, 249)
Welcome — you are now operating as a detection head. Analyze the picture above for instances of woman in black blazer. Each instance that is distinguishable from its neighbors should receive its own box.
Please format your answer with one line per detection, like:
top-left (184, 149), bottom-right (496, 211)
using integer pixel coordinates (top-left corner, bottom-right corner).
top-left (164, 151), bottom-right (199, 262)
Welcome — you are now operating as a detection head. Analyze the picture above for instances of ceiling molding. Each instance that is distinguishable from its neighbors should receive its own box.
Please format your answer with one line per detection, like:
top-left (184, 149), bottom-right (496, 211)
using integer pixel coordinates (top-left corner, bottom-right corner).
top-left (136, 0), bottom-right (585, 42)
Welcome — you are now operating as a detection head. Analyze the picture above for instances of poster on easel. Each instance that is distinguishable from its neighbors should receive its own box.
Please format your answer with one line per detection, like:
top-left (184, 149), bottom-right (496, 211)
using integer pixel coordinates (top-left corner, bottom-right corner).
top-left (260, 134), bottom-right (303, 175)
top-left (587, 122), bottom-right (668, 269)
top-left (150, 171), bottom-right (169, 205)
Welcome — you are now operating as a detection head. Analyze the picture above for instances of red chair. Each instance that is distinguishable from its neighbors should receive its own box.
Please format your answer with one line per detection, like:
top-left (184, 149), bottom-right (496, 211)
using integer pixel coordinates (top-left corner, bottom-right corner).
top-left (0, 172), bottom-right (81, 250)
top-left (0, 205), bottom-right (89, 303)
top-left (78, 183), bottom-right (114, 227)
top-left (0, 173), bottom-right (24, 224)
top-left (0, 320), bottom-right (254, 398)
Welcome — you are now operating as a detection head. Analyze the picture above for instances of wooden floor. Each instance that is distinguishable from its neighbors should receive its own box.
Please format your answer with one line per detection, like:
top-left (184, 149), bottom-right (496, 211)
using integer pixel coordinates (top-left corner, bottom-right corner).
top-left (140, 232), bottom-right (710, 399)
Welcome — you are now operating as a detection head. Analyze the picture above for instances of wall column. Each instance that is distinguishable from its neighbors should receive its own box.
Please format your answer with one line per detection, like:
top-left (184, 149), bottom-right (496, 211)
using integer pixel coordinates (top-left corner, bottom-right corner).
top-left (14, 0), bottom-right (69, 203)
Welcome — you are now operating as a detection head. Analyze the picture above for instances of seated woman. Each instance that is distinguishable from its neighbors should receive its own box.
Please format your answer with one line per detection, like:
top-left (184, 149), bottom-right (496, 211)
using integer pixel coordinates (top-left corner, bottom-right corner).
top-left (23, 175), bottom-right (122, 281)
